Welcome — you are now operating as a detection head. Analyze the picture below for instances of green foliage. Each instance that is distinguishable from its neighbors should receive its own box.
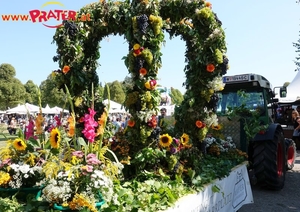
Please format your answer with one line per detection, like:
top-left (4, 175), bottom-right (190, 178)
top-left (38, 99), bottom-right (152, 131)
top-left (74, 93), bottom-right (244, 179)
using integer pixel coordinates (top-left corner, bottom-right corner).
top-left (0, 64), bottom-right (27, 109)
top-left (102, 178), bottom-right (193, 212)
top-left (227, 91), bottom-right (269, 141)
top-left (0, 196), bottom-right (24, 212)
top-left (0, 63), bottom-right (16, 80)
top-left (24, 80), bottom-right (39, 105)
top-left (106, 81), bottom-right (126, 104)
top-left (39, 75), bottom-right (66, 108)
top-left (170, 87), bottom-right (184, 105)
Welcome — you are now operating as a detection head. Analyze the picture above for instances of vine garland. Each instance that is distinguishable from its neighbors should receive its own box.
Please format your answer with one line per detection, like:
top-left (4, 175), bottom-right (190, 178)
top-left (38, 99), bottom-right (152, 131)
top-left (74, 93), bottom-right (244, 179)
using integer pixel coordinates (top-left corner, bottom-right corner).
top-left (51, 0), bottom-right (229, 153)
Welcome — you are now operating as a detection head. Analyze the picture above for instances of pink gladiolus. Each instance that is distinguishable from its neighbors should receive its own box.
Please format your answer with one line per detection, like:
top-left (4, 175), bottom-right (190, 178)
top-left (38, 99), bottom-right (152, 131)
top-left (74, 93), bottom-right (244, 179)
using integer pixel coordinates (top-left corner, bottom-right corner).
top-left (82, 108), bottom-right (98, 143)
top-left (25, 120), bottom-right (35, 140)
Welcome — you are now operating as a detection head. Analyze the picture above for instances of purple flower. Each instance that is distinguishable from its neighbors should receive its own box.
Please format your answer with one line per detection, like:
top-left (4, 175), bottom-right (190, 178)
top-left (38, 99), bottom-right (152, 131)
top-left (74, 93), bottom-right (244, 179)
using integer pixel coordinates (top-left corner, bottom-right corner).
top-left (170, 147), bottom-right (178, 154)
top-left (173, 138), bottom-right (179, 146)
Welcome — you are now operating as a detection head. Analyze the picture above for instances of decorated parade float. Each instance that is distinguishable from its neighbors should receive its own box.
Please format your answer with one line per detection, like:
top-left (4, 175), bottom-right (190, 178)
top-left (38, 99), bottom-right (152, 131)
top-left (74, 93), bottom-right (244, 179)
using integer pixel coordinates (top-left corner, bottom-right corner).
top-left (0, 0), bottom-right (253, 211)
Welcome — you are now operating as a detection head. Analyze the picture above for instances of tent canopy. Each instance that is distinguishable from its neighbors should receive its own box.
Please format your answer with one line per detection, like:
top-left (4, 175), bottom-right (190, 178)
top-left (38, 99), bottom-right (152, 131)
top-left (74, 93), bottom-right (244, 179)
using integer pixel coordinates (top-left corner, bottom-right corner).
top-left (42, 104), bottom-right (59, 114)
top-left (103, 99), bottom-right (126, 113)
top-left (6, 103), bottom-right (40, 114)
top-left (278, 71), bottom-right (300, 103)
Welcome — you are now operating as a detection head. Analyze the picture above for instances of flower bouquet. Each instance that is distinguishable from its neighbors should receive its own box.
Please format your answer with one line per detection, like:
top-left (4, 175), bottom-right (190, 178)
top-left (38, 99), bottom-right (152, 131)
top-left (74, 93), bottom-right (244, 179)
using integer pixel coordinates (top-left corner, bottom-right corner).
top-left (40, 152), bottom-right (112, 211)
top-left (37, 104), bottom-right (123, 211)
top-left (0, 133), bottom-right (45, 200)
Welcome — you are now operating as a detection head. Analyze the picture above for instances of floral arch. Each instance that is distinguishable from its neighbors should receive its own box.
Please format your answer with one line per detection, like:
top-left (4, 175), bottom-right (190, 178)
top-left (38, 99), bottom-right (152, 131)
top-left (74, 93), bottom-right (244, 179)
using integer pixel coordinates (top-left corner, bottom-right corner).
top-left (52, 0), bottom-right (229, 159)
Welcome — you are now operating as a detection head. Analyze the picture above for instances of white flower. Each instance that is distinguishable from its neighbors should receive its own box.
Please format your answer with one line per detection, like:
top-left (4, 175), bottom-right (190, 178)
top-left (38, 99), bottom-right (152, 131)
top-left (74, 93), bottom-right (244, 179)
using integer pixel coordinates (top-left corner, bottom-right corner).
top-left (207, 76), bottom-right (225, 92)
top-left (19, 164), bottom-right (31, 174)
top-left (204, 113), bottom-right (218, 127)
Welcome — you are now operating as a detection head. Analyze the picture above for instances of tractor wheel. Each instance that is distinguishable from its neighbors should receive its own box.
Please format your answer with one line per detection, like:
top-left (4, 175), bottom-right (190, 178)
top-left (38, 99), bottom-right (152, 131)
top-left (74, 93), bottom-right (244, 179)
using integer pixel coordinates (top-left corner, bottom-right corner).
top-left (285, 138), bottom-right (296, 170)
top-left (252, 128), bottom-right (286, 190)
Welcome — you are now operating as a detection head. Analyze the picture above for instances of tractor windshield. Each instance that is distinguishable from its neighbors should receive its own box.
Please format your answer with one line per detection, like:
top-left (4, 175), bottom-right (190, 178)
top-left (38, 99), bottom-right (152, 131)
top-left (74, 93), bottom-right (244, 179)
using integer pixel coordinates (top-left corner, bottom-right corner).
top-left (216, 90), bottom-right (265, 115)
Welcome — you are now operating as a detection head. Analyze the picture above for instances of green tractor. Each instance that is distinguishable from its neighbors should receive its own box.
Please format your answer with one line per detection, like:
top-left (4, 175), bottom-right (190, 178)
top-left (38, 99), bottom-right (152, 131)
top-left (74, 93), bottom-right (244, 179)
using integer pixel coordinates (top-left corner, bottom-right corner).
top-left (216, 73), bottom-right (296, 190)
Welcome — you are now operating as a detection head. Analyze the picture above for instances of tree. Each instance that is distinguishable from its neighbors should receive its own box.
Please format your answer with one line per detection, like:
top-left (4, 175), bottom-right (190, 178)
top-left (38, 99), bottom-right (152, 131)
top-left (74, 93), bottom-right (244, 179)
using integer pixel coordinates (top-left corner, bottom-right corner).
top-left (170, 87), bottom-right (184, 105)
top-left (24, 80), bottom-right (39, 105)
top-left (104, 81), bottom-right (125, 104)
top-left (0, 63), bottom-right (16, 81)
top-left (0, 64), bottom-right (27, 110)
top-left (293, 29), bottom-right (300, 71)
top-left (40, 75), bottom-right (66, 108)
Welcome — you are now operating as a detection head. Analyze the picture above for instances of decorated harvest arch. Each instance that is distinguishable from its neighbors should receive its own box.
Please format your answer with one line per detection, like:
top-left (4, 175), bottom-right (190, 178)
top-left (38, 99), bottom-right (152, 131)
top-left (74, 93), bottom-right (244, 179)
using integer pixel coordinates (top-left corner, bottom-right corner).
top-left (52, 0), bottom-right (229, 166)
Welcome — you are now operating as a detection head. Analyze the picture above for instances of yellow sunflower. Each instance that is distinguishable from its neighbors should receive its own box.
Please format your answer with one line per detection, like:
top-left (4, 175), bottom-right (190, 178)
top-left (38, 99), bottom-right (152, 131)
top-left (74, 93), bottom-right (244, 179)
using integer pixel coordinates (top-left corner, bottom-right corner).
top-left (49, 128), bottom-right (61, 149)
top-left (12, 138), bottom-right (27, 151)
top-left (159, 134), bottom-right (172, 148)
top-left (211, 124), bottom-right (222, 130)
top-left (180, 133), bottom-right (190, 146)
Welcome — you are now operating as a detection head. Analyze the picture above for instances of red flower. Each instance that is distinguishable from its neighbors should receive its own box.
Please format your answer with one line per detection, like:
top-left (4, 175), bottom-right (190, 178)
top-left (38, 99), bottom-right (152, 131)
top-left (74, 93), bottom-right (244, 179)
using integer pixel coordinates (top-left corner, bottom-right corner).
top-left (206, 64), bottom-right (215, 73)
top-left (196, 120), bottom-right (205, 128)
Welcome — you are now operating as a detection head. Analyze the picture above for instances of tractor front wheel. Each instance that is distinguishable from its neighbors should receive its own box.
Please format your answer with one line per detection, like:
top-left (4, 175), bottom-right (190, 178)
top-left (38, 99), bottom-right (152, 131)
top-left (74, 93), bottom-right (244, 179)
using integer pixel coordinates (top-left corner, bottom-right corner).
top-left (252, 128), bottom-right (286, 190)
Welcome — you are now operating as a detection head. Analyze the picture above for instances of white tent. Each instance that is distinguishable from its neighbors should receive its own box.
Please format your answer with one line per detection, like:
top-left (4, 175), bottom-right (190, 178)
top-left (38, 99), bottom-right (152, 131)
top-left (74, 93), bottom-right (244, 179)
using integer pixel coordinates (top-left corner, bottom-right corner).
top-left (51, 106), bottom-right (69, 114)
top-left (42, 104), bottom-right (57, 114)
top-left (278, 71), bottom-right (300, 103)
top-left (6, 103), bottom-right (40, 114)
top-left (103, 99), bottom-right (126, 113)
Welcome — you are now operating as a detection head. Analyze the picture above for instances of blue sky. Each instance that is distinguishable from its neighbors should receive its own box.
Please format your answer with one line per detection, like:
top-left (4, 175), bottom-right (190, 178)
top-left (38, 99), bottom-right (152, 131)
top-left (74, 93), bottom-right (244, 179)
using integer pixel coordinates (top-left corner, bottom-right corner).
top-left (1, 0), bottom-right (300, 94)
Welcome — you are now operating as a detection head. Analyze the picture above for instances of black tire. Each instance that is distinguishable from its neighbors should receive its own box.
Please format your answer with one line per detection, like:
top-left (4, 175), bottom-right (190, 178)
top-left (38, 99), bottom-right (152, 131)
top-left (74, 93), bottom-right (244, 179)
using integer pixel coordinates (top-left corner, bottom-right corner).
top-left (252, 128), bottom-right (286, 190)
top-left (285, 138), bottom-right (297, 170)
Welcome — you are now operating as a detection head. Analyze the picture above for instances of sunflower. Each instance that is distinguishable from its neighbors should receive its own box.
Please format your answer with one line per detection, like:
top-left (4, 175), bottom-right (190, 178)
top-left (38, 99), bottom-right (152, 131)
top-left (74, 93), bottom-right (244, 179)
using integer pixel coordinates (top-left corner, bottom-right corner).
top-left (49, 128), bottom-right (61, 149)
top-left (180, 133), bottom-right (190, 146)
top-left (159, 134), bottom-right (172, 148)
top-left (211, 124), bottom-right (222, 130)
top-left (12, 138), bottom-right (27, 151)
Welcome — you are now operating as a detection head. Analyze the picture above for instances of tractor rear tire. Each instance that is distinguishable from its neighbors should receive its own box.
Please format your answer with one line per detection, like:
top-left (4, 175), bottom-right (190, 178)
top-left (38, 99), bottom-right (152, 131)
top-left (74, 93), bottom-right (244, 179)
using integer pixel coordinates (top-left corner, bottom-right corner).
top-left (285, 138), bottom-right (296, 170)
top-left (252, 128), bottom-right (286, 190)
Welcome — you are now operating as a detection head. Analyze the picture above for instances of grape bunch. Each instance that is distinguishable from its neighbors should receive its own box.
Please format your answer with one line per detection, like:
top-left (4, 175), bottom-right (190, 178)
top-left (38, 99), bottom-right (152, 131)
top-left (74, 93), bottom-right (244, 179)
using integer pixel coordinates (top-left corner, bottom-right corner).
top-left (63, 20), bottom-right (78, 37)
top-left (208, 93), bottom-right (219, 112)
top-left (221, 55), bottom-right (229, 75)
top-left (149, 127), bottom-right (161, 140)
top-left (137, 14), bottom-right (149, 34)
top-left (134, 57), bottom-right (145, 74)
top-left (52, 55), bottom-right (60, 62)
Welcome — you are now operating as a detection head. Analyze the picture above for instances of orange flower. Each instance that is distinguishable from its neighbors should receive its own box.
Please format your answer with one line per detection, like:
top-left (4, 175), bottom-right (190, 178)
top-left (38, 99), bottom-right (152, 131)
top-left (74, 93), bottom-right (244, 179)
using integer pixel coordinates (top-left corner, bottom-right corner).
top-left (67, 115), bottom-right (75, 137)
top-left (139, 68), bottom-right (147, 76)
top-left (206, 64), bottom-right (215, 73)
top-left (35, 112), bottom-right (44, 135)
top-left (127, 119), bottom-right (135, 127)
top-left (205, 1), bottom-right (212, 8)
top-left (97, 111), bottom-right (107, 136)
top-left (196, 120), bottom-right (205, 128)
top-left (62, 65), bottom-right (70, 74)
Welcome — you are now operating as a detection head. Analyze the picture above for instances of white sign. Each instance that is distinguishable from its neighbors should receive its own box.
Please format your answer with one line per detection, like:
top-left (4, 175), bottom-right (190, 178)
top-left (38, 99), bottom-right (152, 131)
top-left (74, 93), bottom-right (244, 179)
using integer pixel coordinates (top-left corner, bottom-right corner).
top-left (163, 162), bottom-right (253, 212)
top-left (224, 75), bottom-right (249, 83)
